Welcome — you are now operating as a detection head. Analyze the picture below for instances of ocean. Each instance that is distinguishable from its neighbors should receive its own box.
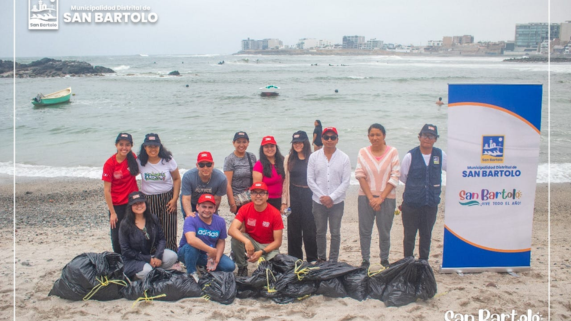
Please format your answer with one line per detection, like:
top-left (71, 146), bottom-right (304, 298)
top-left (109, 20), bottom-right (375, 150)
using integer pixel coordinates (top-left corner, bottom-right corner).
top-left (1, 54), bottom-right (570, 184)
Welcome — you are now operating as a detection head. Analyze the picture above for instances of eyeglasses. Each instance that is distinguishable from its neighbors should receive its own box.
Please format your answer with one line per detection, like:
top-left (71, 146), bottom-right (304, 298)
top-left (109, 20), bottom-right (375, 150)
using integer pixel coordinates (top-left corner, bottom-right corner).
top-left (198, 162), bottom-right (213, 168)
top-left (323, 135), bottom-right (338, 141)
top-left (251, 191), bottom-right (268, 196)
top-left (420, 133), bottom-right (436, 140)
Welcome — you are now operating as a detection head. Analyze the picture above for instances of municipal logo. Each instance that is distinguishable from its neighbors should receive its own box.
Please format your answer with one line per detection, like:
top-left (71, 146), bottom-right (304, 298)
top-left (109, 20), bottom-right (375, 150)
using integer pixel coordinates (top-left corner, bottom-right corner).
top-left (481, 135), bottom-right (504, 163)
top-left (29, 0), bottom-right (59, 30)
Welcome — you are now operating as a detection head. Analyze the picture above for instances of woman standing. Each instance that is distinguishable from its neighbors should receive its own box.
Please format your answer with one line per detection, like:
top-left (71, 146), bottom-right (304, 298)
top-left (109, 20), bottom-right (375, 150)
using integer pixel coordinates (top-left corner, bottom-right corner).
top-left (312, 120), bottom-right (323, 151)
top-left (224, 131), bottom-right (257, 214)
top-left (102, 133), bottom-right (140, 254)
top-left (137, 133), bottom-right (181, 252)
top-left (281, 131), bottom-right (317, 262)
top-left (253, 135), bottom-right (285, 210)
top-left (355, 123), bottom-right (400, 269)
top-left (119, 191), bottom-right (178, 280)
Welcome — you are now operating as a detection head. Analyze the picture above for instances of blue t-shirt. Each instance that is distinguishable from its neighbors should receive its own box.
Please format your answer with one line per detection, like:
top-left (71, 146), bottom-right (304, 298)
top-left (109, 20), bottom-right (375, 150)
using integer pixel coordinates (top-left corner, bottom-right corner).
top-left (181, 168), bottom-right (228, 206)
top-left (179, 214), bottom-right (228, 249)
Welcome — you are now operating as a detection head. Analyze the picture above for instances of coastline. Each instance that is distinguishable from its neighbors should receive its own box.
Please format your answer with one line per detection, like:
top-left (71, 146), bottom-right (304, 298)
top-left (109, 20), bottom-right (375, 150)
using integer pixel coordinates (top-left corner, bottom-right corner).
top-left (2, 177), bottom-right (570, 320)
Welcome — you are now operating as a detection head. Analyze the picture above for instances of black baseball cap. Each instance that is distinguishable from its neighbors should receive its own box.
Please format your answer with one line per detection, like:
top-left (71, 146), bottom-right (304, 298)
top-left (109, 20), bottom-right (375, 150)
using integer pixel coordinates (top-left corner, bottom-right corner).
top-left (291, 130), bottom-right (309, 143)
top-left (116, 132), bottom-right (133, 144)
top-left (419, 124), bottom-right (439, 138)
top-left (143, 133), bottom-right (161, 146)
top-left (128, 191), bottom-right (146, 206)
top-left (233, 131), bottom-right (250, 142)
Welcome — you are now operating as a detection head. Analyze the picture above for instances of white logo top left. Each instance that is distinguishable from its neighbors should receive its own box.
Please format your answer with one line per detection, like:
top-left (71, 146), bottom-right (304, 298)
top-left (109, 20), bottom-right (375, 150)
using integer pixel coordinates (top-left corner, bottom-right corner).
top-left (29, 0), bottom-right (59, 30)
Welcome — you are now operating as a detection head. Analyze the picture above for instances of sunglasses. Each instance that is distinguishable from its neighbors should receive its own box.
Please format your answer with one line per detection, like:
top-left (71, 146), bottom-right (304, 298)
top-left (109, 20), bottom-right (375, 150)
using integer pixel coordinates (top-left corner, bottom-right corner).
top-left (323, 135), bottom-right (338, 141)
top-left (198, 162), bottom-right (213, 168)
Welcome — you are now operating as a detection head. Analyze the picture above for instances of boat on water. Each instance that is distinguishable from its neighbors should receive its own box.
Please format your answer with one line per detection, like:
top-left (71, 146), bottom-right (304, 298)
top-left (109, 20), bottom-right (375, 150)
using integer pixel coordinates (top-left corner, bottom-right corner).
top-left (31, 87), bottom-right (72, 106)
top-left (260, 85), bottom-right (279, 97)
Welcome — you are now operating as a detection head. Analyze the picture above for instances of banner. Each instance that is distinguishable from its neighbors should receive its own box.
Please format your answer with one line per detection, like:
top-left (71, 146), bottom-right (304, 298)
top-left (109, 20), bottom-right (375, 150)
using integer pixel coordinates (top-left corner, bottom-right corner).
top-left (441, 84), bottom-right (542, 272)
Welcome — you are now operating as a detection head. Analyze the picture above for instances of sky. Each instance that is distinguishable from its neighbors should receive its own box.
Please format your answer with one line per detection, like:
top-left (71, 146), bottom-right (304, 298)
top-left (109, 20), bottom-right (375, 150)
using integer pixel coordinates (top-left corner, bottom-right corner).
top-left (1, 0), bottom-right (570, 58)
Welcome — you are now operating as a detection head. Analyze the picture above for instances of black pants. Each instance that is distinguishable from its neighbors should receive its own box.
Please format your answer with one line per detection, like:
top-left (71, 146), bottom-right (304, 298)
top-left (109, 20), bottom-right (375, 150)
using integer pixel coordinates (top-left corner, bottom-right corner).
top-left (401, 203), bottom-right (438, 260)
top-left (109, 204), bottom-right (128, 254)
top-left (267, 197), bottom-right (282, 211)
top-left (287, 185), bottom-right (318, 262)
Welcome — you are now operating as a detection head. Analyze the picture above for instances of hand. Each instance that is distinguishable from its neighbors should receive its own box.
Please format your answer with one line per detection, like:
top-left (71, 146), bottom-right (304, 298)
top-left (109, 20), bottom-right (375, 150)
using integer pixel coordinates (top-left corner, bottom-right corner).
top-left (280, 204), bottom-right (288, 214)
top-left (230, 204), bottom-right (237, 214)
top-left (244, 240), bottom-right (255, 257)
top-left (320, 196), bottom-right (334, 208)
top-left (186, 211), bottom-right (197, 218)
top-left (150, 257), bottom-right (158, 268)
top-left (369, 197), bottom-right (383, 211)
top-left (154, 258), bottom-right (162, 267)
top-left (247, 250), bottom-right (262, 263)
top-left (166, 199), bottom-right (177, 214)
top-left (207, 247), bottom-right (218, 258)
top-left (109, 212), bottom-right (118, 229)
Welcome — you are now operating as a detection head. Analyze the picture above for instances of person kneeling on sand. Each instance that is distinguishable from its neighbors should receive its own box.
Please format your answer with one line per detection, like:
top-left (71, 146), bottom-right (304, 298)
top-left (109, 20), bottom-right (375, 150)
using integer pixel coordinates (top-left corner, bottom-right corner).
top-left (177, 194), bottom-right (235, 282)
top-left (119, 191), bottom-right (178, 280)
top-left (228, 182), bottom-right (284, 277)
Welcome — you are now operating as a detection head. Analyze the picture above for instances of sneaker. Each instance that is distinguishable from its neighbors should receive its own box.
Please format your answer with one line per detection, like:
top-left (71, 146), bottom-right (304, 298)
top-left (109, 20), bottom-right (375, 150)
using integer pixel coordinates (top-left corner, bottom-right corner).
top-left (381, 259), bottom-right (390, 268)
top-left (237, 266), bottom-right (248, 277)
top-left (360, 260), bottom-right (370, 269)
top-left (190, 272), bottom-right (199, 283)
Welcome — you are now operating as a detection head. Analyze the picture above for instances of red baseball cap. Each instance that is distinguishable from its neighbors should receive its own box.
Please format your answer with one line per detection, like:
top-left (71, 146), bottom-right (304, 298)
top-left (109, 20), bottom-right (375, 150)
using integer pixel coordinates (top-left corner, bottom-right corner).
top-left (250, 181), bottom-right (268, 191)
top-left (197, 151), bottom-right (214, 163)
top-left (197, 194), bottom-right (216, 205)
top-left (261, 136), bottom-right (277, 146)
top-left (322, 127), bottom-right (338, 135)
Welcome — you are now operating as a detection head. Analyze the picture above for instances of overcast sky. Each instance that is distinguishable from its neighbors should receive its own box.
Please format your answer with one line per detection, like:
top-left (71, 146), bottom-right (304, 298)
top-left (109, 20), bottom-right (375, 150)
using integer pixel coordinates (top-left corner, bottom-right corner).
top-left (1, 0), bottom-right (570, 58)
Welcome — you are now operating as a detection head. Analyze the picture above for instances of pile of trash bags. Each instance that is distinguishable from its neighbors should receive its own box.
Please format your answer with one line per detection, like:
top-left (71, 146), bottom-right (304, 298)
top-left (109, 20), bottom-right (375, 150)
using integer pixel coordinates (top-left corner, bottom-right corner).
top-left (49, 252), bottom-right (436, 307)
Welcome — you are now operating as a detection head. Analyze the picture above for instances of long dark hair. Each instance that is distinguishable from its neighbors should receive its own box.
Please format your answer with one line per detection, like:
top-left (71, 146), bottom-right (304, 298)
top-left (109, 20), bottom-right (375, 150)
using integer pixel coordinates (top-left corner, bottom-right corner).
top-left (115, 137), bottom-right (139, 176)
top-left (138, 144), bottom-right (173, 166)
top-left (315, 119), bottom-right (322, 131)
top-left (123, 201), bottom-right (155, 232)
top-left (287, 139), bottom-right (312, 172)
top-left (259, 145), bottom-right (285, 178)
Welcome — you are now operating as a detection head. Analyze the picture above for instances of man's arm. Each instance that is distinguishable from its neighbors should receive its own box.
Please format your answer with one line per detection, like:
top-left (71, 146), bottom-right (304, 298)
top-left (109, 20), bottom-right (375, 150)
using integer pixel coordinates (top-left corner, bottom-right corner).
top-left (182, 195), bottom-right (195, 218)
top-left (228, 218), bottom-right (255, 256)
top-left (400, 153), bottom-right (412, 184)
top-left (185, 231), bottom-right (217, 256)
top-left (247, 229), bottom-right (283, 263)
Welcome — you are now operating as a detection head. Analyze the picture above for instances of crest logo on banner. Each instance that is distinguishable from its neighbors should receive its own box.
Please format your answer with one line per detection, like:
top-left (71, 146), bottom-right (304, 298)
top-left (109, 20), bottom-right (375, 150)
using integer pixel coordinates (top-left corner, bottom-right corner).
top-left (29, 0), bottom-right (59, 30)
top-left (481, 135), bottom-right (504, 163)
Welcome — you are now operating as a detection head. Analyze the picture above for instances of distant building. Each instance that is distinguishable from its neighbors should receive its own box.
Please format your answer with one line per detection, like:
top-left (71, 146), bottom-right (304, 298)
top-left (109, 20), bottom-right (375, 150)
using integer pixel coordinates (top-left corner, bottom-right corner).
top-left (365, 38), bottom-right (384, 49)
top-left (342, 35), bottom-right (365, 49)
top-left (442, 36), bottom-right (453, 47)
top-left (462, 35), bottom-right (474, 44)
top-left (427, 40), bottom-right (442, 47)
top-left (442, 35), bottom-right (474, 46)
top-left (560, 21), bottom-right (571, 44)
top-left (515, 23), bottom-right (560, 50)
top-left (297, 38), bottom-right (319, 49)
top-left (241, 38), bottom-right (283, 51)
top-left (263, 39), bottom-right (283, 50)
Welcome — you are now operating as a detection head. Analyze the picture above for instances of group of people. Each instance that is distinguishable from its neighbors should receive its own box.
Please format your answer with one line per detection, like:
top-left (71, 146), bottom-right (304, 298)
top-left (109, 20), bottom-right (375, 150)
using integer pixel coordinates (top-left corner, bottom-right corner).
top-left (102, 122), bottom-right (446, 281)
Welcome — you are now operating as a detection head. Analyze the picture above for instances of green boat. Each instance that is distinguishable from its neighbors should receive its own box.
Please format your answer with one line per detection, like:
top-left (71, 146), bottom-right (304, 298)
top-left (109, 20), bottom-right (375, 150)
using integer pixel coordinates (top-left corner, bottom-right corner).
top-left (31, 87), bottom-right (72, 106)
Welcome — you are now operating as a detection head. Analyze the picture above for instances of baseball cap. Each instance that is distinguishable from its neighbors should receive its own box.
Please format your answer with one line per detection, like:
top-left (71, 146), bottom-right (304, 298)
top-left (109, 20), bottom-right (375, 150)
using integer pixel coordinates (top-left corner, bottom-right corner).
top-left (291, 130), bottom-right (309, 143)
top-left (128, 191), bottom-right (146, 206)
top-left (261, 136), bottom-right (277, 146)
top-left (250, 181), bottom-right (268, 191)
top-left (233, 131), bottom-right (250, 142)
top-left (197, 151), bottom-right (214, 163)
top-left (419, 124), bottom-right (439, 138)
top-left (143, 133), bottom-right (161, 146)
top-left (197, 194), bottom-right (216, 205)
top-left (322, 127), bottom-right (338, 136)
top-left (116, 132), bottom-right (133, 144)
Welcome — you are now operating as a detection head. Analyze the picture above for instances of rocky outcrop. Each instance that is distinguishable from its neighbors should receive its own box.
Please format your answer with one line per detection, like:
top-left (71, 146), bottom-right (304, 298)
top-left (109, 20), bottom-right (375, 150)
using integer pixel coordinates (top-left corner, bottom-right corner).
top-left (0, 58), bottom-right (116, 78)
top-left (168, 70), bottom-right (180, 76)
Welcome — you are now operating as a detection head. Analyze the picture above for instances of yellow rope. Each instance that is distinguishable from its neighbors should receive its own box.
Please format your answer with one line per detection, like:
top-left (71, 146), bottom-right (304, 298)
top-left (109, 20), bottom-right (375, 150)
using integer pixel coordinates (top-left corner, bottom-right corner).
top-left (83, 276), bottom-right (127, 301)
top-left (131, 290), bottom-right (167, 308)
top-left (433, 291), bottom-right (448, 298)
top-left (293, 260), bottom-right (319, 281)
top-left (265, 268), bottom-right (277, 293)
top-left (297, 294), bottom-right (311, 301)
top-left (202, 294), bottom-right (211, 301)
top-left (367, 266), bottom-right (387, 278)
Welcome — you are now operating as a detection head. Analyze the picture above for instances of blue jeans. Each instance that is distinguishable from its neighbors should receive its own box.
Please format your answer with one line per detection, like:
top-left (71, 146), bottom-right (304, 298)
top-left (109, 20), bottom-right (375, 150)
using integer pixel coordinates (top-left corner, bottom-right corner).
top-left (177, 244), bottom-right (235, 274)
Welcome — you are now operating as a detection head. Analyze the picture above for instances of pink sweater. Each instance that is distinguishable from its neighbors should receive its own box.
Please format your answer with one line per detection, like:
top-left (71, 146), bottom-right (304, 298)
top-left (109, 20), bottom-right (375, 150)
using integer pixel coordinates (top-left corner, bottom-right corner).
top-left (354, 145), bottom-right (400, 198)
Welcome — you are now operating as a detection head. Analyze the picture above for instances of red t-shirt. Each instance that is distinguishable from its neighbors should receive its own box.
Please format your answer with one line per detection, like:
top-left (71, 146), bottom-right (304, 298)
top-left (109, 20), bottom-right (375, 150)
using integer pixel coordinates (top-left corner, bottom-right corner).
top-left (102, 153), bottom-right (139, 205)
top-left (235, 202), bottom-right (284, 244)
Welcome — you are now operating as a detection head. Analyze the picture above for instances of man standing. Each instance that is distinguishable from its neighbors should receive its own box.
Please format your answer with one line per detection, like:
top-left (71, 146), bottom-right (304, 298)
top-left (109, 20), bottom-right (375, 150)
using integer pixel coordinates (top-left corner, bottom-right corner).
top-left (307, 127), bottom-right (351, 263)
top-left (178, 194), bottom-right (235, 281)
top-left (181, 151), bottom-right (227, 219)
top-left (399, 124), bottom-right (447, 261)
top-left (228, 182), bottom-right (283, 276)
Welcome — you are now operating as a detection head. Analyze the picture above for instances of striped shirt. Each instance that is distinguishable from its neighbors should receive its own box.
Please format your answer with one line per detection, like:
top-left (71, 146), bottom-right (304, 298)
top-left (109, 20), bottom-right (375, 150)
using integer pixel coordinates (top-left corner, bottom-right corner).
top-left (354, 145), bottom-right (400, 198)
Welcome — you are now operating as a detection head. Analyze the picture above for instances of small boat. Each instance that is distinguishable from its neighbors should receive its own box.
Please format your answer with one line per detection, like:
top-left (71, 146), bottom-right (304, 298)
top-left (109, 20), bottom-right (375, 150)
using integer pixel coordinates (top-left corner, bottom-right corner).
top-left (31, 87), bottom-right (72, 106)
top-left (260, 85), bottom-right (279, 97)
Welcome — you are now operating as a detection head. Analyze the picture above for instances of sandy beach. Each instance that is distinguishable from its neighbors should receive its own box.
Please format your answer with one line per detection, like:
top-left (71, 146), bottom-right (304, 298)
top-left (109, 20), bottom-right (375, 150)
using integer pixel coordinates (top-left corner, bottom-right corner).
top-left (2, 177), bottom-right (570, 320)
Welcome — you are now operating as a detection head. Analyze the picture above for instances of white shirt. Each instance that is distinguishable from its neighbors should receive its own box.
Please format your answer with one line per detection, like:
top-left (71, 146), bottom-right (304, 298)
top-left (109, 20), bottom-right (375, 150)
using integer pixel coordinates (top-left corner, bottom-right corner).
top-left (307, 148), bottom-right (352, 204)
top-left (399, 149), bottom-right (447, 184)
top-left (137, 157), bottom-right (178, 195)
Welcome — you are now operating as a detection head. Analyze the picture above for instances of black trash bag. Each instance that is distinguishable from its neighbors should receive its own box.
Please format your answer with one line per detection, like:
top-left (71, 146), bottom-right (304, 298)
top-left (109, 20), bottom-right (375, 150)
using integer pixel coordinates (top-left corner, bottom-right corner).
top-left (49, 252), bottom-right (126, 301)
top-left (235, 259), bottom-right (276, 289)
top-left (415, 260), bottom-right (437, 300)
top-left (316, 277), bottom-right (347, 298)
top-left (236, 287), bottom-right (260, 299)
top-left (199, 271), bottom-right (237, 305)
top-left (305, 261), bottom-right (360, 281)
top-left (270, 254), bottom-right (301, 274)
top-left (381, 258), bottom-right (419, 307)
top-left (257, 289), bottom-right (295, 304)
top-left (121, 268), bottom-right (201, 301)
top-left (273, 260), bottom-right (310, 291)
top-left (280, 280), bottom-right (318, 298)
top-left (272, 295), bottom-right (296, 304)
top-left (341, 268), bottom-right (369, 301)
top-left (368, 257), bottom-right (413, 300)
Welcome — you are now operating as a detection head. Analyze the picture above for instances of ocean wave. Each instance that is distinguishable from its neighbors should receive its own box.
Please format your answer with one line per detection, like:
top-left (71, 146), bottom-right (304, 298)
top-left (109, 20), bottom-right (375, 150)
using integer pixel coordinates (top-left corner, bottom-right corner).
top-left (112, 65), bottom-right (130, 71)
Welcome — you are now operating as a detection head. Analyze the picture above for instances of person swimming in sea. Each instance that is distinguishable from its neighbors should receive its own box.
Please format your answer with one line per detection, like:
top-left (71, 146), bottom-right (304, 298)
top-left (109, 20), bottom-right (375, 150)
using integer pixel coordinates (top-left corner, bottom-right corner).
top-left (436, 97), bottom-right (444, 106)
